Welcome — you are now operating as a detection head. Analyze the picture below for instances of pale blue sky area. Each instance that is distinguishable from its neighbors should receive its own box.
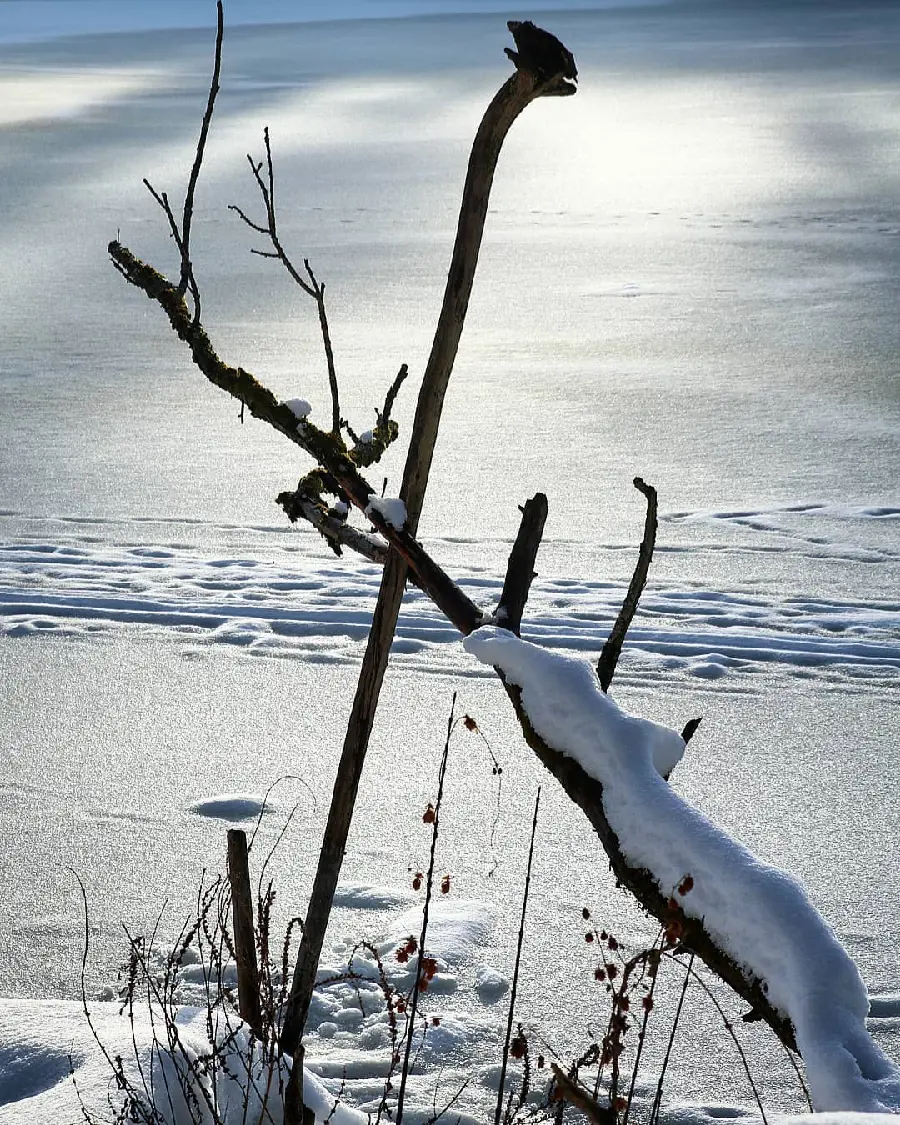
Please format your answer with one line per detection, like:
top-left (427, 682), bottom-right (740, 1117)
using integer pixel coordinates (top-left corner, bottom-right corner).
top-left (0, 0), bottom-right (665, 45)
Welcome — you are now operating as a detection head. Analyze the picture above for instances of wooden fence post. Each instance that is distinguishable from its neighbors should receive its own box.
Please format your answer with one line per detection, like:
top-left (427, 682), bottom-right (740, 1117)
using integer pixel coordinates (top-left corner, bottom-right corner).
top-left (226, 828), bottom-right (262, 1038)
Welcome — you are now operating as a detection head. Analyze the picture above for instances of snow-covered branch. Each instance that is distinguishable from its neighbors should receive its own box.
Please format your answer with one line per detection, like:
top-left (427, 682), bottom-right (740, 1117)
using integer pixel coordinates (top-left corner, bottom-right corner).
top-left (464, 627), bottom-right (900, 1113)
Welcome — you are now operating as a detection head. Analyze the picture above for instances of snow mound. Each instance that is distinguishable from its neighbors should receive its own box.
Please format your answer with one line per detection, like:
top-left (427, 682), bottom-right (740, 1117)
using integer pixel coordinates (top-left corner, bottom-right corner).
top-left (383, 899), bottom-right (496, 965)
top-left (332, 882), bottom-right (416, 909)
top-left (365, 495), bottom-right (407, 529)
top-left (187, 793), bottom-right (272, 820)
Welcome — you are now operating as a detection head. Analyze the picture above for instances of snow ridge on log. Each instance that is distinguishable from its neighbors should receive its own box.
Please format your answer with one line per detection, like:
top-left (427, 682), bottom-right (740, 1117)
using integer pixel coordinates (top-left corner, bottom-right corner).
top-left (464, 626), bottom-right (900, 1114)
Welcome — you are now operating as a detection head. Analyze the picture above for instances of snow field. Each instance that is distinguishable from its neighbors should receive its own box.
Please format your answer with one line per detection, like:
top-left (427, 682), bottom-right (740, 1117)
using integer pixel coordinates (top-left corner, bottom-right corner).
top-left (1, 504), bottom-right (897, 690)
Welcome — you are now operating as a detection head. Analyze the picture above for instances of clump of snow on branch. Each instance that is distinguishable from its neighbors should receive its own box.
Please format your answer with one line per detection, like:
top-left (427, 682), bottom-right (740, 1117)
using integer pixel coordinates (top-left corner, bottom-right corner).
top-left (283, 397), bottom-right (312, 419)
top-left (463, 626), bottom-right (900, 1114)
top-left (365, 495), bottom-right (407, 529)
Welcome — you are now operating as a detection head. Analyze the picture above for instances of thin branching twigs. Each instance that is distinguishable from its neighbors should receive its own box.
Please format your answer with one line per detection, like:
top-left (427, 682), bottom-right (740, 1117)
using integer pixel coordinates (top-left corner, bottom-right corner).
top-left (107, 240), bottom-right (481, 633)
top-left (663, 955), bottom-right (770, 1125)
top-left (229, 127), bottom-right (341, 434)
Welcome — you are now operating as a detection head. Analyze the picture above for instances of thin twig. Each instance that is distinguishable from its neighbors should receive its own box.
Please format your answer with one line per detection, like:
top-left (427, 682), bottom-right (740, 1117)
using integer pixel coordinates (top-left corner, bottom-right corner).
top-left (230, 128), bottom-right (342, 432)
top-left (179, 0), bottom-right (224, 317)
top-left (494, 787), bottom-right (541, 1125)
top-left (305, 259), bottom-right (341, 434)
top-left (649, 950), bottom-right (694, 1125)
top-left (396, 695), bottom-right (458, 1125)
top-left (663, 954), bottom-right (769, 1125)
top-left (380, 363), bottom-right (410, 427)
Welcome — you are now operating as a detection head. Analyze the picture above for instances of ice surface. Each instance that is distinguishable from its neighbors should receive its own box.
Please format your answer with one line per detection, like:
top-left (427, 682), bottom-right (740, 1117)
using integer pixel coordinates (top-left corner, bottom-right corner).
top-left (0, 515), bottom-right (896, 688)
top-left (464, 627), bottom-right (900, 1112)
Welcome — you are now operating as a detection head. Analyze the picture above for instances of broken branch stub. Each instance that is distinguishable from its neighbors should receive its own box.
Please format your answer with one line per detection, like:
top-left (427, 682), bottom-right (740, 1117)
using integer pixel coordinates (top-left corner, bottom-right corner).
top-left (596, 477), bottom-right (658, 691)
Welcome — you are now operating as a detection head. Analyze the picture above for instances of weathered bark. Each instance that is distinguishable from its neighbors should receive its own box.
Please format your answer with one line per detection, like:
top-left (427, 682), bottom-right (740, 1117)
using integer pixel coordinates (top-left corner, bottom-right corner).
top-left (226, 829), bottom-right (262, 1038)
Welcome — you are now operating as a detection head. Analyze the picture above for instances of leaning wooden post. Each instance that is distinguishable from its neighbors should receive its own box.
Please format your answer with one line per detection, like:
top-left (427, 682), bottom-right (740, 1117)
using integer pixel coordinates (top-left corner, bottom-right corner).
top-left (279, 25), bottom-right (578, 1056)
top-left (226, 828), bottom-right (262, 1038)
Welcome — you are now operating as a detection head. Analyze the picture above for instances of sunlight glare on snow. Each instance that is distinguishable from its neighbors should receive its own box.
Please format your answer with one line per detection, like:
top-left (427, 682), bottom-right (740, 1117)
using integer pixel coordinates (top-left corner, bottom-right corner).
top-left (0, 67), bottom-right (168, 126)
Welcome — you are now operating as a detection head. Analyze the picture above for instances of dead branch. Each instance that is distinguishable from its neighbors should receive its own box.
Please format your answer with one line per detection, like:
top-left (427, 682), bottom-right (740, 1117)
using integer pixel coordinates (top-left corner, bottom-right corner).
top-left (596, 476), bottom-right (658, 692)
top-left (498, 676), bottom-right (797, 1053)
top-left (107, 240), bottom-right (481, 633)
top-left (550, 1065), bottom-right (614, 1125)
top-left (107, 9), bottom-right (802, 1073)
top-left (498, 493), bottom-right (548, 634)
top-left (285, 495), bottom-right (388, 564)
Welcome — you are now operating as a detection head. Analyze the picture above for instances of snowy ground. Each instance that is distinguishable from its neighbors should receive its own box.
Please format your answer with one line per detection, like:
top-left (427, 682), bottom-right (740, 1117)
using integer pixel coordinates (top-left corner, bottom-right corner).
top-left (1, 506), bottom-right (897, 689)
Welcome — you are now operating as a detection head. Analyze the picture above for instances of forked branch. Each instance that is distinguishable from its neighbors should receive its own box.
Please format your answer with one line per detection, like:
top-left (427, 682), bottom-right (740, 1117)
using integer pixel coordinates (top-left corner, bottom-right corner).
top-left (230, 127), bottom-right (342, 434)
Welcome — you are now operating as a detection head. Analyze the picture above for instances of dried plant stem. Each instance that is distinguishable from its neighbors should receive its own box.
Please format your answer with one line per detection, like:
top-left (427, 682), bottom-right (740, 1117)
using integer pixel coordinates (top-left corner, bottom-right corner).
top-left (494, 786), bottom-right (541, 1125)
top-left (663, 955), bottom-right (769, 1125)
top-left (649, 951), bottom-right (694, 1125)
top-left (395, 696), bottom-right (457, 1125)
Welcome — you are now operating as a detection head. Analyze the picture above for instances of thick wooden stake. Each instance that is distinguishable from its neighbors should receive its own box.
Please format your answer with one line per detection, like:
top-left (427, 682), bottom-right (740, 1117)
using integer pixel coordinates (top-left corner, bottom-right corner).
top-left (226, 828), bottom-right (262, 1038)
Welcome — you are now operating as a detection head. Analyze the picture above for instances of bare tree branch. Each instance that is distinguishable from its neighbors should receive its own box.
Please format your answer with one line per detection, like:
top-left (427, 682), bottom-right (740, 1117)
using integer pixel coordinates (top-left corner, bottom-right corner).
top-left (379, 362), bottom-right (409, 429)
top-left (107, 240), bottom-right (480, 633)
top-left (498, 675), bottom-right (797, 1053)
top-left (280, 53), bottom-right (576, 1057)
top-left (108, 13), bottom-right (803, 1073)
top-left (282, 494), bottom-right (389, 564)
top-left (596, 476), bottom-right (658, 692)
top-left (230, 127), bottom-right (342, 433)
top-left (179, 0), bottom-right (224, 313)
top-left (550, 1064), bottom-right (615, 1125)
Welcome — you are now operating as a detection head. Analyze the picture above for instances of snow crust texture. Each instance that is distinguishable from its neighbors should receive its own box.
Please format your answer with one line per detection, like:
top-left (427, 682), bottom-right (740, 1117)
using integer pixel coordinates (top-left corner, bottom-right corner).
top-left (463, 627), bottom-right (900, 1113)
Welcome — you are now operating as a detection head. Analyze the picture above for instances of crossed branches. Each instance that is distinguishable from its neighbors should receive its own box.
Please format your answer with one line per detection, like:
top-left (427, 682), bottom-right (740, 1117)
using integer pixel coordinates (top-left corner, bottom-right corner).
top-left (108, 3), bottom-right (801, 1092)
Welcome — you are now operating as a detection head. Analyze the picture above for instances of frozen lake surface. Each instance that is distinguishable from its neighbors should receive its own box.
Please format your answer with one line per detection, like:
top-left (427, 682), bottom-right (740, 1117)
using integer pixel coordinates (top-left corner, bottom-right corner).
top-left (0, 0), bottom-right (898, 1120)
